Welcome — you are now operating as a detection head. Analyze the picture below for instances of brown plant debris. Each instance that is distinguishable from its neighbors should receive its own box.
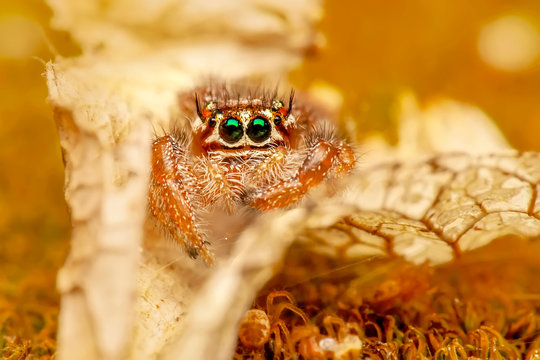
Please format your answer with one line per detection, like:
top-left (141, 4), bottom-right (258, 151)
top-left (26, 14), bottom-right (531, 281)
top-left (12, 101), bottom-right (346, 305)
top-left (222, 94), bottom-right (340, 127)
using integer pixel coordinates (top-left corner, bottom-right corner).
top-left (235, 236), bottom-right (540, 359)
top-left (1, 273), bottom-right (58, 360)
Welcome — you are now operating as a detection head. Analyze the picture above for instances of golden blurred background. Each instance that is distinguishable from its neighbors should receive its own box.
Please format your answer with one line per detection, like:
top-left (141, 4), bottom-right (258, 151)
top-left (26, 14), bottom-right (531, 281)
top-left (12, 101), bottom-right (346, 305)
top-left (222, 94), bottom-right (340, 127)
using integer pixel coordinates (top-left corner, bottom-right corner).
top-left (0, 0), bottom-right (539, 357)
top-left (0, 1), bottom-right (79, 357)
top-left (293, 1), bottom-right (540, 146)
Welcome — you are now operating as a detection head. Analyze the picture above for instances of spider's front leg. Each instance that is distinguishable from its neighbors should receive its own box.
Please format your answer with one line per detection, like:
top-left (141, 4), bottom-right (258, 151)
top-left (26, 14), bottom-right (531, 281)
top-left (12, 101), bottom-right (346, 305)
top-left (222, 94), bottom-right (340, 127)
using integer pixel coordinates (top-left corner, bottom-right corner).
top-left (249, 138), bottom-right (355, 211)
top-left (149, 135), bottom-right (214, 264)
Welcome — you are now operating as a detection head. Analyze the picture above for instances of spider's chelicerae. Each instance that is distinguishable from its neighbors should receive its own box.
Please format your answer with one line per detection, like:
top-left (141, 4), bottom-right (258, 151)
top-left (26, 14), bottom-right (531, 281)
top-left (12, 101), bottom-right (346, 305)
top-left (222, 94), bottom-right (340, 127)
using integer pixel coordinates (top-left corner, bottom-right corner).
top-left (149, 84), bottom-right (355, 264)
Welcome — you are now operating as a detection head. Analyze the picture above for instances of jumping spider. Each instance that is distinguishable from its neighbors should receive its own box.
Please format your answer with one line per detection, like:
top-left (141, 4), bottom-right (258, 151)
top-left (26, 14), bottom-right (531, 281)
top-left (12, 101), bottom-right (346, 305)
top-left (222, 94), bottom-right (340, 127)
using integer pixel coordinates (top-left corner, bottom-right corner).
top-left (149, 84), bottom-right (355, 264)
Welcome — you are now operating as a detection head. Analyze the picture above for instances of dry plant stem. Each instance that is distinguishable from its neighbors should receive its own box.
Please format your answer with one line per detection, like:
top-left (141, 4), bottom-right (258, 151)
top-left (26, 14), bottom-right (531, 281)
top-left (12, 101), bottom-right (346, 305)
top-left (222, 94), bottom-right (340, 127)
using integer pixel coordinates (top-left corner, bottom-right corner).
top-left (50, 103), bottom-right (151, 359)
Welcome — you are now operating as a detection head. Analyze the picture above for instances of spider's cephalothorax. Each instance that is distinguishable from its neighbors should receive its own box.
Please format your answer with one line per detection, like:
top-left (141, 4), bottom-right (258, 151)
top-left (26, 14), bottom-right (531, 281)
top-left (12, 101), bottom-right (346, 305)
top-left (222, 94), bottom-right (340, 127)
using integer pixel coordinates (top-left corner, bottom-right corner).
top-left (149, 84), bottom-right (355, 264)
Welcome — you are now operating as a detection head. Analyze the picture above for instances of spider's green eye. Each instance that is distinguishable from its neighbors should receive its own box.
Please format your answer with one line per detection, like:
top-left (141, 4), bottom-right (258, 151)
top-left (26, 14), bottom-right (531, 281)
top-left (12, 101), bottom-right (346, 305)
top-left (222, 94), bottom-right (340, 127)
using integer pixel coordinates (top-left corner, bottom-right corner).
top-left (219, 118), bottom-right (244, 143)
top-left (247, 117), bottom-right (271, 143)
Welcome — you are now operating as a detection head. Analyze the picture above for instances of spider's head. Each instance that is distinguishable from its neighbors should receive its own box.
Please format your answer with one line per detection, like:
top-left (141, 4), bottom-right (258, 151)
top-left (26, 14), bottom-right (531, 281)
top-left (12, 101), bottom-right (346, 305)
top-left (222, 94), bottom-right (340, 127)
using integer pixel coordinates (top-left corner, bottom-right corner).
top-left (193, 90), bottom-right (296, 153)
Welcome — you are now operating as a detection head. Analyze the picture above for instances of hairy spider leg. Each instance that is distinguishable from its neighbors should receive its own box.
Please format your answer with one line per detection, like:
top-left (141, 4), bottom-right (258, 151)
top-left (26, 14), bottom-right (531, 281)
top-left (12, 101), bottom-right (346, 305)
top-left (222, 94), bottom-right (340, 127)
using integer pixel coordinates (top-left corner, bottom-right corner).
top-left (249, 139), bottom-right (355, 211)
top-left (149, 135), bottom-right (214, 264)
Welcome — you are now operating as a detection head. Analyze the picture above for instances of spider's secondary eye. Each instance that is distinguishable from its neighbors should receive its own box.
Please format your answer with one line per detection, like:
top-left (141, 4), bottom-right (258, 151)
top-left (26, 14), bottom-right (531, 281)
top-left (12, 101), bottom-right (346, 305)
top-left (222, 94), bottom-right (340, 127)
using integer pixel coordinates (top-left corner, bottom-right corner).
top-left (247, 117), bottom-right (271, 143)
top-left (219, 118), bottom-right (244, 143)
top-left (271, 100), bottom-right (284, 112)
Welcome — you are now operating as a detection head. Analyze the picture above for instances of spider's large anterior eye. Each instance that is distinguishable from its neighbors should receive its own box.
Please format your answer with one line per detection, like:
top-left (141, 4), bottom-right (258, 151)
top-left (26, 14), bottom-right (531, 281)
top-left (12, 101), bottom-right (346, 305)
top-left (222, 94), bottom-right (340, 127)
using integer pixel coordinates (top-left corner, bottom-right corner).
top-left (247, 117), bottom-right (271, 143)
top-left (219, 118), bottom-right (244, 143)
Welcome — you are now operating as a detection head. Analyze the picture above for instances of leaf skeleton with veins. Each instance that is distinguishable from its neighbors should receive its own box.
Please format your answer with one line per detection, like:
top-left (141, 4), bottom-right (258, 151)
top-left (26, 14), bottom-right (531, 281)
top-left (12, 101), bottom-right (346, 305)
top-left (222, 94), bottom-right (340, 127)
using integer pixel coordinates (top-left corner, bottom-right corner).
top-left (149, 84), bottom-right (356, 264)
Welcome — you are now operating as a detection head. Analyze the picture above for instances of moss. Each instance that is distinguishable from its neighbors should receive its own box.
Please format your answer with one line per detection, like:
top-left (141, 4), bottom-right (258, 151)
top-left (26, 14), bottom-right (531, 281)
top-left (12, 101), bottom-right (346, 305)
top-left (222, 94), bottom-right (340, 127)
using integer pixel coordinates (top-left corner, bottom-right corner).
top-left (236, 236), bottom-right (540, 359)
